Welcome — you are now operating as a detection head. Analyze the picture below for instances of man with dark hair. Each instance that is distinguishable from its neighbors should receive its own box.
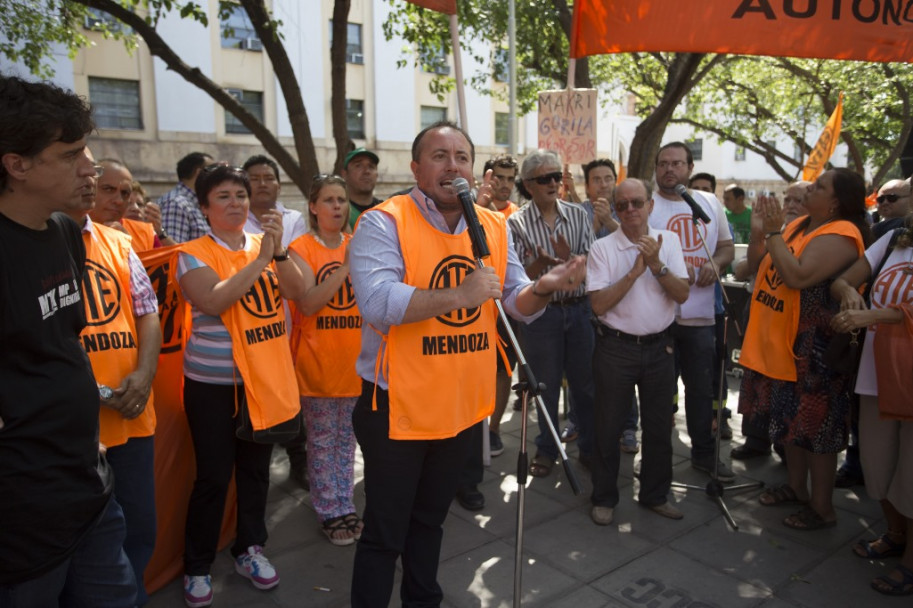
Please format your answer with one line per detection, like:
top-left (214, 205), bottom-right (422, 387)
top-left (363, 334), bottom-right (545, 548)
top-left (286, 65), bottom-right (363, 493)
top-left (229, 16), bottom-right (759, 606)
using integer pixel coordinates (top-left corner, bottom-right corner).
top-left (348, 121), bottom-right (585, 606)
top-left (482, 153), bottom-right (519, 218)
top-left (344, 147), bottom-right (381, 229)
top-left (581, 158), bottom-right (619, 239)
top-left (689, 173), bottom-right (717, 194)
top-left (649, 142), bottom-right (736, 482)
top-left (159, 150), bottom-right (214, 242)
top-left (0, 74), bottom-right (136, 606)
top-left (722, 184), bottom-right (751, 244)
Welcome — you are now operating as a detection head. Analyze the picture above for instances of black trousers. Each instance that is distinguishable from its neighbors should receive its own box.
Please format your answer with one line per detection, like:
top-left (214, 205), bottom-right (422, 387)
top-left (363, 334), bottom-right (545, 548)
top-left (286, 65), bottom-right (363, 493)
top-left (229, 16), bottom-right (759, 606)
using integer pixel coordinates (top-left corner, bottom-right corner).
top-left (183, 378), bottom-right (273, 575)
top-left (351, 381), bottom-right (474, 608)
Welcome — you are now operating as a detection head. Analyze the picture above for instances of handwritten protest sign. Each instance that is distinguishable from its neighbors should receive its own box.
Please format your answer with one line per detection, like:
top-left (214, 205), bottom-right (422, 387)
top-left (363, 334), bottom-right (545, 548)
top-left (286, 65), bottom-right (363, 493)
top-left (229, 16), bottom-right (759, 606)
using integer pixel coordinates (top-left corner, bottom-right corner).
top-left (538, 89), bottom-right (597, 164)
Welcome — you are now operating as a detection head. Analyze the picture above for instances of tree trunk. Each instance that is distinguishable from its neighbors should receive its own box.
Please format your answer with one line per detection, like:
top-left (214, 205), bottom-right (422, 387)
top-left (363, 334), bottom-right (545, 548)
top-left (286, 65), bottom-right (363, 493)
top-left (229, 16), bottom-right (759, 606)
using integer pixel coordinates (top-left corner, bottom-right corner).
top-left (330, 0), bottom-right (352, 175)
top-left (627, 53), bottom-right (706, 178)
top-left (80, 0), bottom-right (318, 196)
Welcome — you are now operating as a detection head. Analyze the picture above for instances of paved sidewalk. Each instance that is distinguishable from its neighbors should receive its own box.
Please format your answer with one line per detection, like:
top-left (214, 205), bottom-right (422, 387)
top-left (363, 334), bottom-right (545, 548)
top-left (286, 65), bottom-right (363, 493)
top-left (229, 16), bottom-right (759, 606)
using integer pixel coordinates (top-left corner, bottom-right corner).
top-left (148, 382), bottom-right (905, 607)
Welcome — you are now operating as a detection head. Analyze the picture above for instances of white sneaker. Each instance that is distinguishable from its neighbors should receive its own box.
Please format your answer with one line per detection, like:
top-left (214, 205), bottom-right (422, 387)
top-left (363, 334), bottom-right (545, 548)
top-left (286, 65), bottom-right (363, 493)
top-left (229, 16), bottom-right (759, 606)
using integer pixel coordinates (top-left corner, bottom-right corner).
top-left (234, 545), bottom-right (279, 590)
top-left (183, 575), bottom-right (212, 608)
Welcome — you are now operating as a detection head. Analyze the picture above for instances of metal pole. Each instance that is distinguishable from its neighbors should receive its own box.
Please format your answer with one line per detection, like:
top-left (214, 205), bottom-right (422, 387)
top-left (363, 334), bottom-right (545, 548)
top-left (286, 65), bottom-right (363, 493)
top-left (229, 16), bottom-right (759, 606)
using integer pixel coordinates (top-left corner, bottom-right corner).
top-left (449, 14), bottom-right (468, 129)
top-left (508, 0), bottom-right (517, 154)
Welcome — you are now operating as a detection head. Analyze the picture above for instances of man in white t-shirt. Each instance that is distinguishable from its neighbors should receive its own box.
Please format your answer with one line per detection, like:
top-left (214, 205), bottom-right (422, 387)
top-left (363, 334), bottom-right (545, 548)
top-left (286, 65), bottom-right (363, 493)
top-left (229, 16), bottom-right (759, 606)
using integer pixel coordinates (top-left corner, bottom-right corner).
top-left (648, 142), bottom-right (735, 481)
top-left (587, 178), bottom-right (690, 525)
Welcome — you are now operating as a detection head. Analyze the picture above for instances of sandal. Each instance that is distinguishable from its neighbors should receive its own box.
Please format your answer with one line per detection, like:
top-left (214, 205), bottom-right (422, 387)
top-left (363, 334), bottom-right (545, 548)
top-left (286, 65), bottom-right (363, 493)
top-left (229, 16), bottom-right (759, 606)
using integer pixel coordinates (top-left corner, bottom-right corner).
top-left (759, 484), bottom-right (808, 507)
top-left (529, 453), bottom-right (553, 478)
top-left (854, 532), bottom-right (906, 559)
top-left (322, 515), bottom-right (355, 546)
top-left (343, 513), bottom-right (364, 540)
top-left (871, 565), bottom-right (913, 596)
top-left (783, 506), bottom-right (836, 531)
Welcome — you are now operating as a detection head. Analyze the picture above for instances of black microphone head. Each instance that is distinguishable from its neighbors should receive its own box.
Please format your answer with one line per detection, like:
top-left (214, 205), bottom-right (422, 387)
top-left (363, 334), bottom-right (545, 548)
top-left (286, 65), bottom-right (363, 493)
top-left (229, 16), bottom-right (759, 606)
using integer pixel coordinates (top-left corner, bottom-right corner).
top-left (453, 177), bottom-right (471, 195)
top-left (674, 183), bottom-right (688, 196)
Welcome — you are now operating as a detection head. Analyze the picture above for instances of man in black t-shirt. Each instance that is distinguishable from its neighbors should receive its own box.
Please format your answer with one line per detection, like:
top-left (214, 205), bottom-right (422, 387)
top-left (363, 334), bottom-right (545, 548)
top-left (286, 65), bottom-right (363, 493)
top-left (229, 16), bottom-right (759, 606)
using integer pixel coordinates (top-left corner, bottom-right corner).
top-left (0, 75), bottom-right (136, 606)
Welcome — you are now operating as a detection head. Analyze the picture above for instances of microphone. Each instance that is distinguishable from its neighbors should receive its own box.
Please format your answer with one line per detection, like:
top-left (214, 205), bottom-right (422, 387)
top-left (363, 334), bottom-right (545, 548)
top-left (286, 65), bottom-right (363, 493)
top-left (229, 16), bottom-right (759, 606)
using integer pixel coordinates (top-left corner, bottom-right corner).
top-left (674, 184), bottom-right (712, 224)
top-left (453, 177), bottom-right (491, 260)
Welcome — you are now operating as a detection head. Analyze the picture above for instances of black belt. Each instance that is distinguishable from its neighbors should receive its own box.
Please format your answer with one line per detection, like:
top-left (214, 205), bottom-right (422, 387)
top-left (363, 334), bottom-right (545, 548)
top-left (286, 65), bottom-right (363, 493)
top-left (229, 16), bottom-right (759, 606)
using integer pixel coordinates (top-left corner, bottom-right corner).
top-left (551, 296), bottom-right (587, 307)
top-left (599, 324), bottom-right (671, 344)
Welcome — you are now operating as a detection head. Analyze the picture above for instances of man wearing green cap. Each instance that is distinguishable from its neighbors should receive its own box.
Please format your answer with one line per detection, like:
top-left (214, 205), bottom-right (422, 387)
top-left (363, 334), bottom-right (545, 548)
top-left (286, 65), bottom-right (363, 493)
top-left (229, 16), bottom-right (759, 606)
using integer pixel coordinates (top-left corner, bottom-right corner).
top-left (343, 147), bottom-right (381, 229)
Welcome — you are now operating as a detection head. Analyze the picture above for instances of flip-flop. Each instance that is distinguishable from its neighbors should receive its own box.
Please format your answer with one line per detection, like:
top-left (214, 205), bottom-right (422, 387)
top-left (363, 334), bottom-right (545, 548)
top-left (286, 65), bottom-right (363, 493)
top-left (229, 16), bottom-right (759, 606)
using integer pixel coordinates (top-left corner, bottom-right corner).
top-left (853, 533), bottom-right (906, 559)
top-left (343, 513), bottom-right (364, 540)
top-left (871, 565), bottom-right (913, 596)
top-left (783, 506), bottom-right (836, 531)
top-left (759, 484), bottom-right (808, 507)
top-left (529, 453), bottom-right (553, 478)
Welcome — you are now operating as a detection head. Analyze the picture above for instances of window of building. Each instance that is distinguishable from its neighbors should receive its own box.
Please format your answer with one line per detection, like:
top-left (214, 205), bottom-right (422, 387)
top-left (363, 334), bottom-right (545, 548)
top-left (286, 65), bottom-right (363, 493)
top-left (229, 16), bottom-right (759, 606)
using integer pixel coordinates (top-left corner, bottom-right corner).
top-left (686, 138), bottom-right (703, 161)
top-left (793, 143), bottom-right (805, 161)
top-left (84, 8), bottom-right (132, 34)
top-left (88, 77), bottom-right (142, 130)
top-left (495, 112), bottom-right (509, 146)
top-left (493, 48), bottom-right (509, 83)
top-left (420, 106), bottom-right (447, 129)
top-left (221, 5), bottom-right (261, 50)
top-left (420, 47), bottom-right (450, 75)
top-left (734, 146), bottom-right (746, 161)
top-left (329, 22), bottom-right (364, 64)
top-left (224, 89), bottom-right (263, 134)
top-left (347, 99), bottom-right (365, 139)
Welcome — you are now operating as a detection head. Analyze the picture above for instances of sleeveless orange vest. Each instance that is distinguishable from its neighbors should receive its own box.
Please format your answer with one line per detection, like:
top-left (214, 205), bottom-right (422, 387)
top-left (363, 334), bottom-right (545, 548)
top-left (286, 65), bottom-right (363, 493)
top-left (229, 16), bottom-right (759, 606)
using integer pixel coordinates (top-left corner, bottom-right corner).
top-left (123, 218), bottom-right (156, 253)
top-left (80, 222), bottom-right (156, 447)
top-left (372, 195), bottom-right (508, 440)
top-left (181, 234), bottom-right (299, 430)
top-left (288, 233), bottom-right (362, 398)
top-left (740, 218), bottom-right (864, 381)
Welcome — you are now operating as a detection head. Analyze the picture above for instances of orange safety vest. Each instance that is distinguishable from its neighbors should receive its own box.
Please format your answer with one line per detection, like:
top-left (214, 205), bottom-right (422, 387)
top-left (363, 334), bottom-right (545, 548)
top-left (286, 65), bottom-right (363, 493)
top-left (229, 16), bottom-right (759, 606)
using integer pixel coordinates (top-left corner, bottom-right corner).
top-left (496, 201), bottom-right (518, 219)
top-left (80, 222), bottom-right (156, 447)
top-left (740, 218), bottom-right (864, 381)
top-left (181, 234), bottom-right (299, 430)
top-left (123, 218), bottom-right (156, 253)
top-left (372, 195), bottom-right (507, 440)
top-left (288, 233), bottom-right (362, 398)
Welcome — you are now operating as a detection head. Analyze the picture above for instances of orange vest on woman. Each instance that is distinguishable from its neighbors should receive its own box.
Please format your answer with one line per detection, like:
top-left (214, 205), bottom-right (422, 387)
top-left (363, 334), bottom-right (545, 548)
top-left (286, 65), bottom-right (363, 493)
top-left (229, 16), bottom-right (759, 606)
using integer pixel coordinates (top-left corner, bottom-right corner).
top-left (181, 234), bottom-right (299, 430)
top-left (123, 218), bottom-right (156, 253)
top-left (372, 195), bottom-right (508, 440)
top-left (80, 222), bottom-right (156, 447)
top-left (288, 233), bottom-right (361, 398)
top-left (740, 218), bottom-right (864, 382)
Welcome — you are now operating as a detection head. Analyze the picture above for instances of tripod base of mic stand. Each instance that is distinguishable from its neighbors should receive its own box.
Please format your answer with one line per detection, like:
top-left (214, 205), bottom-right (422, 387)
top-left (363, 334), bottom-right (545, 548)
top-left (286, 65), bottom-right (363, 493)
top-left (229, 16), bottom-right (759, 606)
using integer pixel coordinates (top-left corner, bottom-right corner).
top-left (671, 478), bottom-right (764, 530)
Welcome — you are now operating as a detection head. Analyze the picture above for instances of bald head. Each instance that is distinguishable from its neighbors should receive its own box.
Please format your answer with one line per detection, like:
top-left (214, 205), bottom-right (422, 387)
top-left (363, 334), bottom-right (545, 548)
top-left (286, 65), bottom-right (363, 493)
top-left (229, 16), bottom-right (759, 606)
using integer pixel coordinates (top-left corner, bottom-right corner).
top-left (90, 159), bottom-right (133, 224)
top-left (877, 179), bottom-right (912, 219)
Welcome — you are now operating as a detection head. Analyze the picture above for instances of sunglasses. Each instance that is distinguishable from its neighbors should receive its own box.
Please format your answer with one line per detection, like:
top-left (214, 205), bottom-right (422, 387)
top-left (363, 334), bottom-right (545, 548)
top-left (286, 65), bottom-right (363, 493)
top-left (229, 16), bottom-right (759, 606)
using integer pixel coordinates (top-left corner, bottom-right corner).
top-left (614, 199), bottom-right (646, 212)
top-left (876, 193), bottom-right (910, 204)
top-left (529, 172), bottom-right (562, 185)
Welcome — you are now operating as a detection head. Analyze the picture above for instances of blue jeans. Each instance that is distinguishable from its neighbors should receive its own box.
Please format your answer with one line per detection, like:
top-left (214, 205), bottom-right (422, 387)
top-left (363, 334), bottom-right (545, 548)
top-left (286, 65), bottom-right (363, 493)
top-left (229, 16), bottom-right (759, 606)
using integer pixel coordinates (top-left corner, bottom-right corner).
top-left (520, 301), bottom-right (595, 461)
top-left (0, 498), bottom-right (136, 608)
top-left (106, 436), bottom-right (156, 606)
top-left (672, 323), bottom-right (715, 463)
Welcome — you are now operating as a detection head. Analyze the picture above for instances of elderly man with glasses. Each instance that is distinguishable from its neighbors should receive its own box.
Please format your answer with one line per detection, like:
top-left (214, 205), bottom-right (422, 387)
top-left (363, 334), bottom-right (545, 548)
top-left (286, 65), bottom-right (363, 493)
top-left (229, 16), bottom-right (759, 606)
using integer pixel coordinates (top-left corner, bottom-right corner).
top-left (873, 179), bottom-right (912, 239)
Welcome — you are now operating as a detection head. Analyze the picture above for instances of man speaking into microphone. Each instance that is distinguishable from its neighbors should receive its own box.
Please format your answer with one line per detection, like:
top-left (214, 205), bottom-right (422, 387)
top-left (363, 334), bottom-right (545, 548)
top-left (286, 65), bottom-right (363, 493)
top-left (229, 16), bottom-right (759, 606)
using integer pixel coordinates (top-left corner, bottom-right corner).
top-left (348, 121), bottom-right (585, 607)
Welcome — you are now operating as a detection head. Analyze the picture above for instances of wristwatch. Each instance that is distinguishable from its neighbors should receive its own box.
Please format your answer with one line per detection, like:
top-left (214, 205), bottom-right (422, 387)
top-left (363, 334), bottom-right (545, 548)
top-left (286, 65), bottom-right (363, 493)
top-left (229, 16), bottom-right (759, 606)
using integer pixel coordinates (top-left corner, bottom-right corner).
top-left (273, 250), bottom-right (290, 262)
top-left (98, 385), bottom-right (114, 401)
top-left (652, 264), bottom-right (669, 278)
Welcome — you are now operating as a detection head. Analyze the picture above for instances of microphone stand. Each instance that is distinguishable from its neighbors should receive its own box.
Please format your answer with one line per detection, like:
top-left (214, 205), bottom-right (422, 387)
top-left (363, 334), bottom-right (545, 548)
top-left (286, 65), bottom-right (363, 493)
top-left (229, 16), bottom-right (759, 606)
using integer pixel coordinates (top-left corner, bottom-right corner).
top-left (669, 203), bottom-right (762, 530)
top-left (458, 190), bottom-right (581, 607)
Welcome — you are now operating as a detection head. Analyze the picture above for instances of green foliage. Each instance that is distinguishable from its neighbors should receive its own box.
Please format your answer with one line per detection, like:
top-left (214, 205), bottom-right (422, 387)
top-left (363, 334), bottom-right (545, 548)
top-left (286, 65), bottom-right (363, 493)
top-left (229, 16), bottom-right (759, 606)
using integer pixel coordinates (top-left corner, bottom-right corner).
top-left (0, 1), bottom-right (94, 78)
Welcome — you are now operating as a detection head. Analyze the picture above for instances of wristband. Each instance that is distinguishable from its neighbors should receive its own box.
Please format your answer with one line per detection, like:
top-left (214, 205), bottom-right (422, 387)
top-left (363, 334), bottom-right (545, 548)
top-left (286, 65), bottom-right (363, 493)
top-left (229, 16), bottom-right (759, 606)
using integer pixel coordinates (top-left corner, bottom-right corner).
top-left (156, 230), bottom-right (169, 240)
top-left (764, 231), bottom-right (781, 241)
top-left (273, 250), bottom-right (289, 262)
top-left (531, 278), bottom-right (549, 297)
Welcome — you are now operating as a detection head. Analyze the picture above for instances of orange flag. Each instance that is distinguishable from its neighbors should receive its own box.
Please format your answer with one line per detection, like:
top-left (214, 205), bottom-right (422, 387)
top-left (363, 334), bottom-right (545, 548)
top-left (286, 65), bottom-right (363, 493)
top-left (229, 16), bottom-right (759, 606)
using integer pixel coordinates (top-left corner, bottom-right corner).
top-left (616, 143), bottom-right (626, 183)
top-left (570, 1), bottom-right (913, 63)
top-left (802, 92), bottom-right (844, 182)
top-left (407, 0), bottom-right (456, 14)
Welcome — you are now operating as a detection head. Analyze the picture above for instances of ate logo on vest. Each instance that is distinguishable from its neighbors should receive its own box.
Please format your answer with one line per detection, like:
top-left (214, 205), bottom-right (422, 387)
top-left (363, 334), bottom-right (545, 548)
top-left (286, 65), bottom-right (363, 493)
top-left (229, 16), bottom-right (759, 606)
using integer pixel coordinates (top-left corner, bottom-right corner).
top-left (431, 255), bottom-right (481, 328)
top-left (318, 261), bottom-right (356, 311)
top-left (668, 213), bottom-right (708, 253)
top-left (241, 268), bottom-right (282, 319)
top-left (871, 263), bottom-right (913, 309)
top-left (82, 260), bottom-right (123, 326)
top-left (763, 265), bottom-right (784, 291)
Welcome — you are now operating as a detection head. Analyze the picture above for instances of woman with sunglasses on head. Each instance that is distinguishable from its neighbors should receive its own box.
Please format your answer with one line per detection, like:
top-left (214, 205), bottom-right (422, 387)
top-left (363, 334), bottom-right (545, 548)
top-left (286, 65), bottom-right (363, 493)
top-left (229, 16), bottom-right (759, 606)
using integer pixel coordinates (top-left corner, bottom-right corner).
top-left (288, 174), bottom-right (363, 546)
top-left (177, 164), bottom-right (306, 607)
top-left (830, 213), bottom-right (913, 596)
top-left (739, 168), bottom-right (871, 532)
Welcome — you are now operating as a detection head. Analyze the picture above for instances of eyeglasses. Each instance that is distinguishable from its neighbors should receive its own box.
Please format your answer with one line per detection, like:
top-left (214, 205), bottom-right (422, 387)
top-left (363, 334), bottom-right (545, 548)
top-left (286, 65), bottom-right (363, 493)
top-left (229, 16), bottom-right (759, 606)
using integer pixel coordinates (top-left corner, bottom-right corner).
top-left (92, 165), bottom-right (105, 177)
top-left (657, 160), bottom-right (688, 170)
top-left (614, 199), bottom-right (646, 212)
top-left (876, 193), bottom-right (910, 204)
top-left (529, 172), bottom-right (562, 185)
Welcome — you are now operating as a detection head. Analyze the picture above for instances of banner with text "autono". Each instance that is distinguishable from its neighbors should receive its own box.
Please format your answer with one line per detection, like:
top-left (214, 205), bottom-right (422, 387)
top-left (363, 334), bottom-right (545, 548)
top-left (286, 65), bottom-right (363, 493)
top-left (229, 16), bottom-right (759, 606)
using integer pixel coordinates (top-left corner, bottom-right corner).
top-left (407, 0), bottom-right (456, 14)
top-left (571, 1), bottom-right (913, 63)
